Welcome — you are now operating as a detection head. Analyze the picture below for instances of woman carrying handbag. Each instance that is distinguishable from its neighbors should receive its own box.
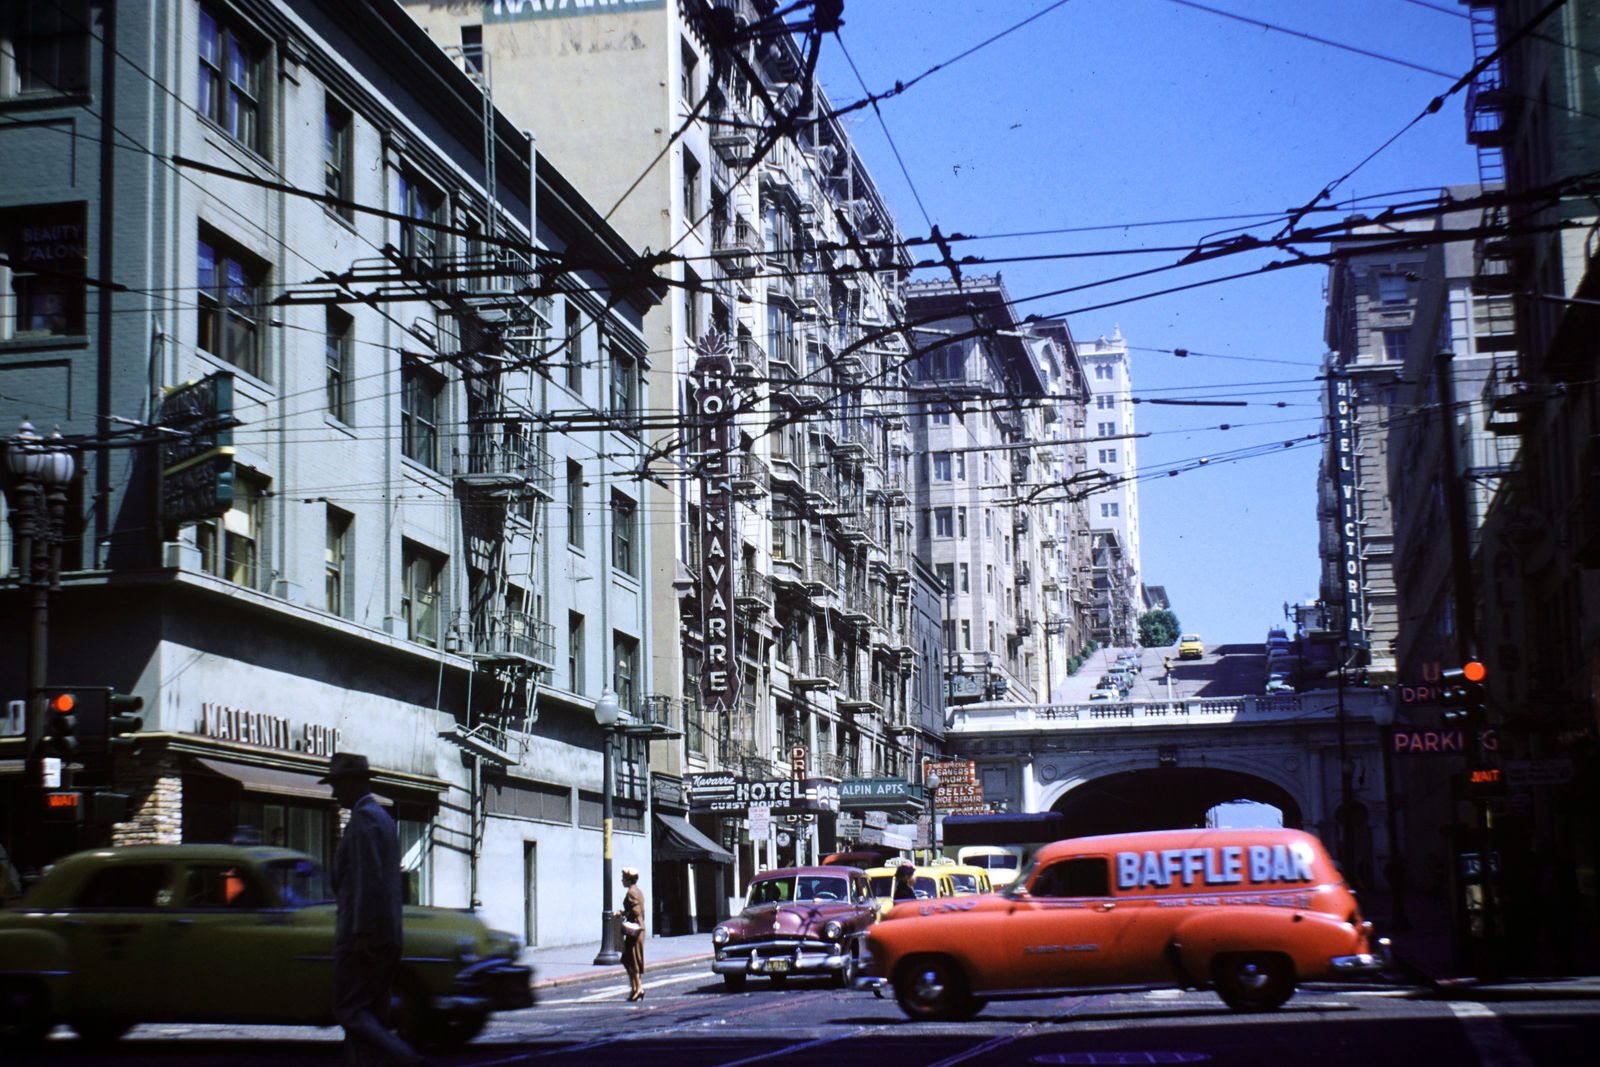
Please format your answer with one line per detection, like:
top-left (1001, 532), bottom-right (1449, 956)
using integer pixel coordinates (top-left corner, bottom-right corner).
top-left (620, 868), bottom-right (646, 1000)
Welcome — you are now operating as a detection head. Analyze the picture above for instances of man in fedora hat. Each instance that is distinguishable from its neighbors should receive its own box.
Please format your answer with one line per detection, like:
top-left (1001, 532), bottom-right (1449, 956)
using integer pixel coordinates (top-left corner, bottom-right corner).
top-left (323, 753), bottom-right (423, 1066)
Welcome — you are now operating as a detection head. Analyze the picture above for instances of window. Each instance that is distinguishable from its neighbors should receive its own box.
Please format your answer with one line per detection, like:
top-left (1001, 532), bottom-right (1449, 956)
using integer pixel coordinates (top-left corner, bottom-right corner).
top-left (324, 100), bottom-right (353, 219)
top-left (198, 9), bottom-right (263, 153)
top-left (2, 201), bottom-right (87, 337)
top-left (988, 621), bottom-right (995, 650)
top-left (961, 620), bottom-right (971, 651)
top-left (936, 563), bottom-right (954, 593)
top-left (956, 454), bottom-right (966, 480)
top-left (198, 235), bottom-right (266, 378)
top-left (612, 491), bottom-right (636, 576)
top-left (985, 565), bottom-right (994, 595)
top-left (198, 472), bottom-right (265, 589)
top-left (1097, 422), bottom-right (1115, 437)
top-left (325, 307), bottom-right (352, 421)
top-left (683, 151), bottom-right (701, 220)
top-left (613, 632), bottom-right (638, 714)
top-left (920, 345), bottom-right (966, 380)
top-left (1029, 857), bottom-right (1110, 898)
top-left (1097, 396), bottom-right (1114, 410)
top-left (959, 563), bottom-right (969, 592)
top-left (325, 507), bottom-right (351, 617)
top-left (931, 404), bottom-right (951, 425)
top-left (1378, 273), bottom-right (1409, 305)
top-left (610, 350), bottom-right (637, 421)
top-left (1098, 448), bottom-right (1117, 464)
top-left (13, 1), bottom-right (90, 95)
top-left (566, 460), bottom-right (584, 547)
top-left (460, 24), bottom-right (484, 74)
top-left (401, 542), bottom-right (444, 647)
top-left (1383, 330), bottom-right (1410, 362)
top-left (933, 452), bottom-right (952, 480)
top-left (564, 302), bottom-right (583, 393)
top-left (1101, 502), bottom-right (1119, 518)
top-left (957, 507), bottom-right (967, 537)
top-left (985, 510), bottom-right (993, 539)
top-left (76, 864), bottom-right (171, 908)
top-left (569, 612), bottom-right (585, 694)
top-left (183, 864), bottom-right (267, 909)
top-left (680, 38), bottom-right (699, 100)
top-left (1095, 364), bottom-right (1112, 380)
top-left (934, 508), bottom-right (953, 537)
top-left (398, 173), bottom-right (442, 266)
top-left (400, 361), bottom-right (443, 469)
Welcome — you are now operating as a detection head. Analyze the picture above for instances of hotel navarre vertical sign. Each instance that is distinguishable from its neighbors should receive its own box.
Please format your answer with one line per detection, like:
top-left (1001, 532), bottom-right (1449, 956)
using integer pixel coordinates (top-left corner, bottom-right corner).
top-left (1328, 376), bottom-right (1364, 643)
top-left (693, 330), bottom-right (739, 712)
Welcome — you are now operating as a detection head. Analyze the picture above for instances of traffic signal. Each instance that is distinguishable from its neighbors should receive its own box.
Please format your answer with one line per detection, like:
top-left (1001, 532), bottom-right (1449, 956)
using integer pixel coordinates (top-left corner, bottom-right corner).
top-left (1440, 661), bottom-right (1487, 725)
top-left (38, 688), bottom-right (80, 759)
top-left (107, 693), bottom-right (145, 757)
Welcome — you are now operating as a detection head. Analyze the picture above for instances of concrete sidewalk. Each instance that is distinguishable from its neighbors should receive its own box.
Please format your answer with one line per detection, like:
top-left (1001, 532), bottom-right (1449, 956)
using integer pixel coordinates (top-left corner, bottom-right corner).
top-left (520, 932), bottom-right (714, 991)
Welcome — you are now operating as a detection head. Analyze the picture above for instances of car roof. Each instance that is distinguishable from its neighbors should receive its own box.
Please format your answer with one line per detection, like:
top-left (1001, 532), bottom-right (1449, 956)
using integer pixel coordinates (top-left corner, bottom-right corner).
top-left (750, 866), bottom-right (862, 879)
top-left (1033, 827), bottom-right (1325, 864)
top-left (21, 844), bottom-right (316, 909)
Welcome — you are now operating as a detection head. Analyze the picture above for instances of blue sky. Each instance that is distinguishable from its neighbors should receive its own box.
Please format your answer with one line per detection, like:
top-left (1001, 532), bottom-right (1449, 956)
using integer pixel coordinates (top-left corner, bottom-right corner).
top-left (814, 0), bottom-right (1482, 643)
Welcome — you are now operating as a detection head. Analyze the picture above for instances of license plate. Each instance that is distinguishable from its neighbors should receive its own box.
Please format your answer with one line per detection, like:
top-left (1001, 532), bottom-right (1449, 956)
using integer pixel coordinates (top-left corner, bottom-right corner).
top-left (768, 959), bottom-right (790, 973)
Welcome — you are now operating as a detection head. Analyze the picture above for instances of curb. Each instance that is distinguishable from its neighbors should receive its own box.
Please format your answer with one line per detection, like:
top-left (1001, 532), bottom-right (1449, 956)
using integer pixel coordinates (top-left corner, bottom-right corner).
top-left (529, 952), bottom-right (716, 992)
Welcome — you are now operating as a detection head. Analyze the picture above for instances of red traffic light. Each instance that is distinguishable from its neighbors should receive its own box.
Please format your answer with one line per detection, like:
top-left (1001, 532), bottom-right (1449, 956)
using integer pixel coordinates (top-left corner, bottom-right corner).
top-left (1462, 661), bottom-right (1486, 683)
top-left (48, 692), bottom-right (76, 713)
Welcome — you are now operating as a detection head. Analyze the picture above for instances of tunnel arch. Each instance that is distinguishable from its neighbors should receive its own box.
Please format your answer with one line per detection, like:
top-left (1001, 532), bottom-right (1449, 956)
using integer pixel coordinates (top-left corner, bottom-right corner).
top-left (1047, 767), bottom-right (1305, 839)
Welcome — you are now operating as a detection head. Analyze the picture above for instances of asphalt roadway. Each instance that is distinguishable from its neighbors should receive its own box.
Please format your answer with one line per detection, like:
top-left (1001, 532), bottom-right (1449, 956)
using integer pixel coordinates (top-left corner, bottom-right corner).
top-left (1058, 643), bottom-right (1273, 704)
top-left (13, 960), bottom-right (1598, 1066)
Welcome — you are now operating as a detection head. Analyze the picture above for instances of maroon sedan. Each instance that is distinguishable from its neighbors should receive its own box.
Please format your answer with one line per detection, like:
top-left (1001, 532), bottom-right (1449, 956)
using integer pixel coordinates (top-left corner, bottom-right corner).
top-left (711, 867), bottom-right (878, 991)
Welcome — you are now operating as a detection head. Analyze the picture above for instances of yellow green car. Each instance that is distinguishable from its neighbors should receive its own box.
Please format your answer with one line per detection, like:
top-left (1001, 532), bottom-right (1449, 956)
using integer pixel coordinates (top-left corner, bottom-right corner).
top-left (0, 844), bottom-right (532, 1047)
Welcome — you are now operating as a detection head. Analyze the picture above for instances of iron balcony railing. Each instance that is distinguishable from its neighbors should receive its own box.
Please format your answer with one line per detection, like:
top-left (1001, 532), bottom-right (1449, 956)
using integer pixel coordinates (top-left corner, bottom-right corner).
top-left (470, 611), bottom-right (555, 667)
top-left (454, 431), bottom-right (553, 496)
top-left (735, 334), bottom-right (768, 380)
top-left (730, 451), bottom-right (770, 497)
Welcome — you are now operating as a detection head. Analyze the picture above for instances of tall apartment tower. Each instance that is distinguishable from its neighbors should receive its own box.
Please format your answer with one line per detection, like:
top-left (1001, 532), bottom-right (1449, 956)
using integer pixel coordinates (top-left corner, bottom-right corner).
top-left (1078, 330), bottom-right (1141, 646)
top-left (1321, 217), bottom-right (1436, 676)
top-left (402, 1), bottom-right (930, 921)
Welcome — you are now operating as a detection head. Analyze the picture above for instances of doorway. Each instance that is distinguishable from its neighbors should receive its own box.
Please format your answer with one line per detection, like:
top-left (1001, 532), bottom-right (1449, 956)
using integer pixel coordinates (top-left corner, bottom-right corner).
top-left (523, 841), bottom-right (537, 947)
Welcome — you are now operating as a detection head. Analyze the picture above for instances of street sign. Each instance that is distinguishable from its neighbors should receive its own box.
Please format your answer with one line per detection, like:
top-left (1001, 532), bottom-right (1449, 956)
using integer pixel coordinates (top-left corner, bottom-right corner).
top-left (1505, 758), bottom-right (1574, 787)
top-left (837, 817), bottom-right (863, 838)
top-left (1391, 729), bottom-right (1466, 754)
top-left (748, 806), bottom-right (771, 838)
top-left (840, 777), bottom-right (913, 809)
top-left (686, 772), bottom-right (841, 813)
top-left (926, 760), bottom-right (977, 785)
top-left (937, 784), bottom-right (984, 804)
top-left (159, 373), bottom-right (237, 527)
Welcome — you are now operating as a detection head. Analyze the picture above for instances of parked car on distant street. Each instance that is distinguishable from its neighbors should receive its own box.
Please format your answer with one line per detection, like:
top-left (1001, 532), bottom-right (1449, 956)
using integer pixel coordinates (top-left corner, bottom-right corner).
top-left (0, 845), bottom-right (531, 1048)
top-left (1179, 634), bottom-right (1205, 659)
top-left (712, 867), bottom-right (878, 991)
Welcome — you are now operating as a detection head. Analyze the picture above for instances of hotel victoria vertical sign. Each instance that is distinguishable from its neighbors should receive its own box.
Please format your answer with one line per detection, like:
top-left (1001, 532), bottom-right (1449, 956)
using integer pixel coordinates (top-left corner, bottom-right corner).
top-left (1328, 376), bottom-right (1364, 643)
top-left (693, 331), bottom-right (740, 713)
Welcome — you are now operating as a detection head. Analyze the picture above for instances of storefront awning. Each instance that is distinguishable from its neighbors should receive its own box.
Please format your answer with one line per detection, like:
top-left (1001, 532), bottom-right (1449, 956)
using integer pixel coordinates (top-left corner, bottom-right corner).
top-left (654, 814), bottom-right (733, 864)
top-left (196, 757), bottom-right (332, 800)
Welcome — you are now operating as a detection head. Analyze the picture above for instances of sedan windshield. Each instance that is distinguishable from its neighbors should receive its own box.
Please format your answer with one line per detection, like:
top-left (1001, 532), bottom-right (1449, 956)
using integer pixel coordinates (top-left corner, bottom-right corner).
top-left (747, 875), bottom-right (850, 906)
top-left (262, 858), bottom-right (333, 907)
top-left (948, 873), bottom-right (981, 895)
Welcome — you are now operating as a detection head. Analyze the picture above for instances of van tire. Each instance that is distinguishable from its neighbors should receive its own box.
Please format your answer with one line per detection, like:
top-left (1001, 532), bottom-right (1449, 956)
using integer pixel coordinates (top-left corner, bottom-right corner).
top-left (1213, 952), bottom-right (1295, 1011)
top-left (893, 955), bottom-right (981, 1021)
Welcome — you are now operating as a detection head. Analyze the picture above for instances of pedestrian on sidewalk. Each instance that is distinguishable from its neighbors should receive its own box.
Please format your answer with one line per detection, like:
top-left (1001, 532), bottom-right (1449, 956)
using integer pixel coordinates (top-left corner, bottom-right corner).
top-left (324, 753), bottom-right (425, 1066)
top-left (621, 868), bottom-right (646, 1000)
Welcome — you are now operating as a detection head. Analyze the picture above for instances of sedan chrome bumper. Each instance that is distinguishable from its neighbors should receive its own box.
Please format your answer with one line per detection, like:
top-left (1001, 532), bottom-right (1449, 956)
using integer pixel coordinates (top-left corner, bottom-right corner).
top-left (712, 946), bottom-right (851, 976)
top-left (854, 976), bottom-right (888, 996)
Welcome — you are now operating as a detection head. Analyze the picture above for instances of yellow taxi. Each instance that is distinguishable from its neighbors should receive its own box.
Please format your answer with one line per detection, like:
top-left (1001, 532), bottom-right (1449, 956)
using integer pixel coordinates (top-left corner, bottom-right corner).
top-left (935, 862), bottom-right (992, 897)
top-left (865, 863), bottom-right (957, 915)
top-left (1178, 634), bottom-right (1205, 660)
top-left (859, 828), bottom-right (1388, 1020)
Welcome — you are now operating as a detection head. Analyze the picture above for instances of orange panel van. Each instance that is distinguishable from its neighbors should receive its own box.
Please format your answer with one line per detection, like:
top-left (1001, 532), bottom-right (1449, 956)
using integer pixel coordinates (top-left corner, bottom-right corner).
top-left (858, 828), bottom-right (1387, 1020)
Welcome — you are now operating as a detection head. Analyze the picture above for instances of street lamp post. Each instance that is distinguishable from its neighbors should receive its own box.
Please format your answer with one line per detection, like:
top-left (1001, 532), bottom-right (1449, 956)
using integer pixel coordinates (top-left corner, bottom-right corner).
top-left (6, 420), bottom-right (77, 788)
top-left (592, 688), bottom-right (623, 966)
top-left (925, 770), bottom-right (941, 863)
